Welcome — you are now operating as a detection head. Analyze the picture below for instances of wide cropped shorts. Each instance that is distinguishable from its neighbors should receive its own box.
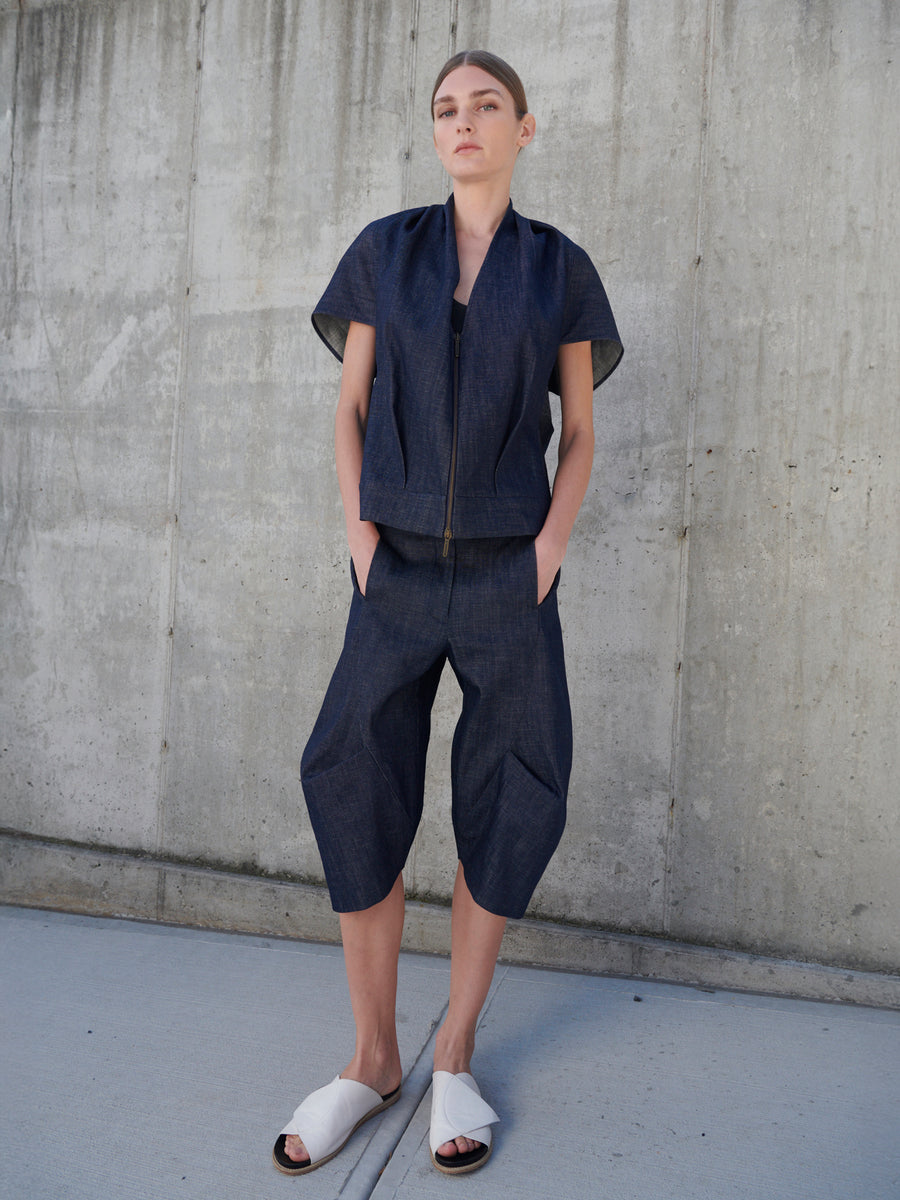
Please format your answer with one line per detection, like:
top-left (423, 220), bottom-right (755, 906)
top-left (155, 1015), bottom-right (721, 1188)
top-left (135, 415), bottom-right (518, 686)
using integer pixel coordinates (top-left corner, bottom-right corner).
top-left (300, 524), bottom-right (573, 919)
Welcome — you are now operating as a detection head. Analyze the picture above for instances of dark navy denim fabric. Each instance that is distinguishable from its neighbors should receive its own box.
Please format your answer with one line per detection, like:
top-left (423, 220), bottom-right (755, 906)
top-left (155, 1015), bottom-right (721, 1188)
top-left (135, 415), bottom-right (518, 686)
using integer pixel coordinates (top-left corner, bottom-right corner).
top-left (312, 196), bottom-right (623, 540)
top-left (301, 526), bottom-right (572, 919)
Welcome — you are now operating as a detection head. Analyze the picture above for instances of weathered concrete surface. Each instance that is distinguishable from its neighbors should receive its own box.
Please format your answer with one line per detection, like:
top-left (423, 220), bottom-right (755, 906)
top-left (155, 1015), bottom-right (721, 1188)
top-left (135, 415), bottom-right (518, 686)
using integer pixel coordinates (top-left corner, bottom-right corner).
top-left (1, 1), bottom-right (199, 853)
top-left (2, 1), bottom-right (898, 987)
top-left (4, 836), bottom-right (900, 1009)
top-left (667, 3), bottom-right (900, 967)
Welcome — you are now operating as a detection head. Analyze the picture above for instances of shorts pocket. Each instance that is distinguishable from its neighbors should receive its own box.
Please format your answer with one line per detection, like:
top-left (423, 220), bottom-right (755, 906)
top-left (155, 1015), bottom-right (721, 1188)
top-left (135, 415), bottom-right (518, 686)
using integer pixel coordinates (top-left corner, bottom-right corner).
top-left (529, 539), bottom-right (561, 608)
top-left (351, 536), bottom-right (388, 600)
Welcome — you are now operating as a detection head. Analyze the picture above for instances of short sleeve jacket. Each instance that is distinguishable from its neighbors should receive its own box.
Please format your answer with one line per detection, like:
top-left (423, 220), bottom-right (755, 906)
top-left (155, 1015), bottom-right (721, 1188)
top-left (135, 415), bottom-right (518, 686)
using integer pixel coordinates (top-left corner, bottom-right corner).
top-left (312, 196), bottom-right (623, 540)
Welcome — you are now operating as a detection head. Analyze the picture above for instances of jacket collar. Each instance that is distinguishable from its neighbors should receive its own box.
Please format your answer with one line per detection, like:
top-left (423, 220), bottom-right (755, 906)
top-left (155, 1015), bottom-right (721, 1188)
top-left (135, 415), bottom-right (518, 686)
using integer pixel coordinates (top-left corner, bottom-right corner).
top-left (442, 193), bottom-right (518, 302)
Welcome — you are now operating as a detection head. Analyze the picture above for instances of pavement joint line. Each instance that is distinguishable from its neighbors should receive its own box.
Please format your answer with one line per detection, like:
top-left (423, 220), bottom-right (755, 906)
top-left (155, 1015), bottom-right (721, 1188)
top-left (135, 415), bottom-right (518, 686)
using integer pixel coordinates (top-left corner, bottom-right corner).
top-left (343, 967), bottom-right (512, 1197)
top-left (366, 971), bottom-right (512, 1197)
top-left (338, 1001), bottom-right (449, 1200)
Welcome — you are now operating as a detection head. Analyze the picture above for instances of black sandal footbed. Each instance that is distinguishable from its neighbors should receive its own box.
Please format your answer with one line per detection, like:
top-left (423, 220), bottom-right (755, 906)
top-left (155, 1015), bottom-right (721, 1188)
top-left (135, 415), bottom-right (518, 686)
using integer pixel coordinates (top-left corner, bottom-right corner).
top-left (431, 1140), bottom-right (492, 1174)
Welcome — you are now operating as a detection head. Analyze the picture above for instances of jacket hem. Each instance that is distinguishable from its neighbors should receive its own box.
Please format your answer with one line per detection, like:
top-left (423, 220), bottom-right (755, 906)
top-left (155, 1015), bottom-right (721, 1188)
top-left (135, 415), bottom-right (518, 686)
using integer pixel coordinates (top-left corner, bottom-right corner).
top-left (360, 486), bottom-right (550, 540)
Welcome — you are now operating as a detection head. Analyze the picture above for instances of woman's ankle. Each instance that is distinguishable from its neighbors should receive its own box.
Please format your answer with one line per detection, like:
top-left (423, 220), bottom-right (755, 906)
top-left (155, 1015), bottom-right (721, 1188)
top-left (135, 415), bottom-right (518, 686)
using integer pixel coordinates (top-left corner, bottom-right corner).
top-left (344, 1045), bottom-right (402, 1094)
top-left (432, 1025), bottom-right (475, 1076)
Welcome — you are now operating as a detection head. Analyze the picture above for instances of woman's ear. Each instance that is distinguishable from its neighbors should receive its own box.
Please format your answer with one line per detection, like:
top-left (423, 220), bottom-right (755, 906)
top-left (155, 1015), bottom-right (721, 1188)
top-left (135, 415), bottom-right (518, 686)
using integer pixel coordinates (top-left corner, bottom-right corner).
top-left (518, 113), bottom-right (536, 149)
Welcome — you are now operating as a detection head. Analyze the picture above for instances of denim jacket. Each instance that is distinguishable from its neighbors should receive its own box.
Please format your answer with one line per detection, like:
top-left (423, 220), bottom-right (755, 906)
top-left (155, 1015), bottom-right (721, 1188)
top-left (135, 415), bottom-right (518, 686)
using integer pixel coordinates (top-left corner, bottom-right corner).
top-left (312, 196), bottom-right (623, 540)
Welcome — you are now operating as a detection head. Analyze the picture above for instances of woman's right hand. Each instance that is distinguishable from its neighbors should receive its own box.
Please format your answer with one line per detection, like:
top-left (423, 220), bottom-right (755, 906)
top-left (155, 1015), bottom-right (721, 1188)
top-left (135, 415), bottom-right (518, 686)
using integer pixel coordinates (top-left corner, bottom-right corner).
top-left (350, 523), bottom-right (380, 596)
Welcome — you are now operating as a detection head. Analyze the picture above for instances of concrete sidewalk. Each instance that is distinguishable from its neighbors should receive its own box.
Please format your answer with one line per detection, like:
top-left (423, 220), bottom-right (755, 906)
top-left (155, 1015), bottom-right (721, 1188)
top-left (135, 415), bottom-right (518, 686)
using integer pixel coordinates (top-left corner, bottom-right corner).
top-left (1, 905), bottom-right (898, 1200)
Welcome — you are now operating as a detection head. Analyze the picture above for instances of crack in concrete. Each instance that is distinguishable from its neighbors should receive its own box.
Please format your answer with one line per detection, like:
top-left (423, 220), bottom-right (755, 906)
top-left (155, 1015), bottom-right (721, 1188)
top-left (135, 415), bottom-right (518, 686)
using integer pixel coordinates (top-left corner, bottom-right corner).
top-left (5, 6), bottom-right (23, 316)
top-left (155, 0), bottom-right (207, 880)
top-left (663, 0), bottom-right (718, 938)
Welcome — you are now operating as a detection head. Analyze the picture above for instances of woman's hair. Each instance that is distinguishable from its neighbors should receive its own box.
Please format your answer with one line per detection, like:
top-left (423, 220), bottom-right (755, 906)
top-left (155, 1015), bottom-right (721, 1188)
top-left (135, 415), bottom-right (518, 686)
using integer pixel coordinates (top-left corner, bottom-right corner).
top-left (430, 50), bottom-right (528, 120)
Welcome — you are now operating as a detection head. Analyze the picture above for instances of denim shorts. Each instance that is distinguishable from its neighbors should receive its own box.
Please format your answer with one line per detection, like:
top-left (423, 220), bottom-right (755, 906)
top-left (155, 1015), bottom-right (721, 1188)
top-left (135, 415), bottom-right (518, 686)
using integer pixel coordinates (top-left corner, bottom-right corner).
top-left (300, 524), bottom-right (572, 919)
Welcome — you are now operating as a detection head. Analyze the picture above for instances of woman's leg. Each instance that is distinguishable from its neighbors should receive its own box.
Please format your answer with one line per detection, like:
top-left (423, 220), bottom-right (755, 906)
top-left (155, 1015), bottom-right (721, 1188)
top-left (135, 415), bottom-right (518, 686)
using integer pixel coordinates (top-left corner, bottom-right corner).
top-left (341, 873), bottom-right (406, 1091)
top-left (283, 874), bottom-right (406, 1163)
top-left (432, 863), bottom-right (507, 1158)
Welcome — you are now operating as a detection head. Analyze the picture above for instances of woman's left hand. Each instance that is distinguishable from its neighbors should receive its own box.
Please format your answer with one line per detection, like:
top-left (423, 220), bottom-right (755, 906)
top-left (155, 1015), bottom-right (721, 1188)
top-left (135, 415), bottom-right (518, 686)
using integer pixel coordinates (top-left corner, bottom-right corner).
top-left (534, 532), bottom-right (564, 604)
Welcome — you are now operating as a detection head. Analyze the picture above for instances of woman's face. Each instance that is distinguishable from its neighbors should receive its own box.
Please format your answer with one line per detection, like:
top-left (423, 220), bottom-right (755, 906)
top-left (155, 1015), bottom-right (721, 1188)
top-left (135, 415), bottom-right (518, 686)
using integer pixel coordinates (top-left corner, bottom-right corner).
top-left (432, 64), bottom-right (534, 184)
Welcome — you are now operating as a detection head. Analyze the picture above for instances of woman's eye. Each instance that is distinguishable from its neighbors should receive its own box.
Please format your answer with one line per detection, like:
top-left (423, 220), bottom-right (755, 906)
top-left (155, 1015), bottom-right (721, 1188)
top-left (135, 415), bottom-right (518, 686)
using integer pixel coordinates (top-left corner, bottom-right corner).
top-left (479, 103), bottom-right (496, 112)
top-left (437, 109), bottom-right (454, 119)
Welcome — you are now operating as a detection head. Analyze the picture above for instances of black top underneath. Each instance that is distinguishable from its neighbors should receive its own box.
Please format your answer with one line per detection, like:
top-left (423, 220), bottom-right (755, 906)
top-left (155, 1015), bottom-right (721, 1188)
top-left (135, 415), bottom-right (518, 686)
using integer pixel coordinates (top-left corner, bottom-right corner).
top-left (451, 299), bottom-right (467, 334)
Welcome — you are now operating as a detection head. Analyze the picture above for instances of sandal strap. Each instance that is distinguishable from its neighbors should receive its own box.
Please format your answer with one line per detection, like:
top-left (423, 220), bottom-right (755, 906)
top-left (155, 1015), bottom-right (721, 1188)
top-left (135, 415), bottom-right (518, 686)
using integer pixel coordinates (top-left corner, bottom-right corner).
top-left (429, 1071), bottom-right (499, 1155)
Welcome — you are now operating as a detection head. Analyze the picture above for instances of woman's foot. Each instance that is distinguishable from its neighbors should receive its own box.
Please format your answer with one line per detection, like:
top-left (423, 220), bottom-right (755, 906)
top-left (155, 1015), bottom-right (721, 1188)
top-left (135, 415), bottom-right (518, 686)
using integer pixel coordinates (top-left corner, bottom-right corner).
top-left (433, 1030), bottom-right (482, 1158)
top-left (429, 1069), bottom-right (499, 1174)
top-left (282, 1062), bottom-right (402, 1164)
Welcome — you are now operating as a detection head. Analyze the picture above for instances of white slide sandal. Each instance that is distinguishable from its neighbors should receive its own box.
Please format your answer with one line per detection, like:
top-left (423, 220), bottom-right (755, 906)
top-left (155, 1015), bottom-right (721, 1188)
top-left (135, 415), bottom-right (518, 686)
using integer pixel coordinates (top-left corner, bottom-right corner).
top-left (272, 1075), bottom-right (401, 1175)
top-left (429, 1070), bottom-right (499, 1175)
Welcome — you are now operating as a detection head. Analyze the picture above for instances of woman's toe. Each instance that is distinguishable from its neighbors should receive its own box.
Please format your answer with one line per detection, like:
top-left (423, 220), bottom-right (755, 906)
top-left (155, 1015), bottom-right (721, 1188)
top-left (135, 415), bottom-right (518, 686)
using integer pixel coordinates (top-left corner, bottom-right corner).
top-left (284, 1134), bottom-right (310, 1164)
top-left (437, 1136), bottom-right (480, 1157)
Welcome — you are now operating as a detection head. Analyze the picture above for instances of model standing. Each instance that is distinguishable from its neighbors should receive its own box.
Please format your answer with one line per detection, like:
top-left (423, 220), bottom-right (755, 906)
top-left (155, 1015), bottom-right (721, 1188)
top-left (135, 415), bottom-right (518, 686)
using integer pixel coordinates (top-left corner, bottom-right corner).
top-left (273, 50), bottom-right (622, 1177)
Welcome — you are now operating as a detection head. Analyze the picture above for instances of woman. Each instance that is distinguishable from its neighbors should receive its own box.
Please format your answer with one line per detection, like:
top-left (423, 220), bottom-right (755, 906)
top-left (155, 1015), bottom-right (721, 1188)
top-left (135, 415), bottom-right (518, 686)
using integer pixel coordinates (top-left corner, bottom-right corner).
top-left (273, 50), bottom-right (622, 1177)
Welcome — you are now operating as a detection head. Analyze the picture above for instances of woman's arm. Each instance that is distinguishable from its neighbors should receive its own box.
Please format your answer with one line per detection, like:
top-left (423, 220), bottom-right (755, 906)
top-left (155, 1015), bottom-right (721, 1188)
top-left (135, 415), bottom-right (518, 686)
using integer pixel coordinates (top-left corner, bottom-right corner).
top-left (334, 320), bottom-right (379, 593)
top-left (534, 339), bottom-right (595, 603)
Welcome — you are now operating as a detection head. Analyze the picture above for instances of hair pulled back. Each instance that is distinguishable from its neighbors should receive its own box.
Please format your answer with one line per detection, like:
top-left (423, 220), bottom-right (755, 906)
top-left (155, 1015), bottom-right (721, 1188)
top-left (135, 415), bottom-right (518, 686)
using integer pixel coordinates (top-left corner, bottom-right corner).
top-left (431, 50), bottom-right (528, 120)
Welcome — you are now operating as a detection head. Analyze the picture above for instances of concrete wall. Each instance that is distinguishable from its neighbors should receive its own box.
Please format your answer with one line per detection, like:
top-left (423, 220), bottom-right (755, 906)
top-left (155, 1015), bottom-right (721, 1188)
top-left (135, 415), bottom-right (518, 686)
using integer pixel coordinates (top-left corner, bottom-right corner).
top-left (2, 0), bottom-right (898, 986)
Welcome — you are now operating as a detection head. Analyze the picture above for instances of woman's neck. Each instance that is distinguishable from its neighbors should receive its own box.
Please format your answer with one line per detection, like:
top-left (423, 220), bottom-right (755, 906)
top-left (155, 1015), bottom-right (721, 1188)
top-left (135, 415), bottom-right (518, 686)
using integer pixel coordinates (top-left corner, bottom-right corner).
top-left (451, 180), bottom-right (511, 240)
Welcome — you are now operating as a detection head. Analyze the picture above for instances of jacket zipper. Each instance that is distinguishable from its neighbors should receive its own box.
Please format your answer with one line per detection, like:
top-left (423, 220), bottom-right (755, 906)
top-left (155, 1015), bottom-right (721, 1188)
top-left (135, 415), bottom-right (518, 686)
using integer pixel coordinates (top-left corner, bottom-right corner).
top-left (443, 329), bottom-right (461, 557)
